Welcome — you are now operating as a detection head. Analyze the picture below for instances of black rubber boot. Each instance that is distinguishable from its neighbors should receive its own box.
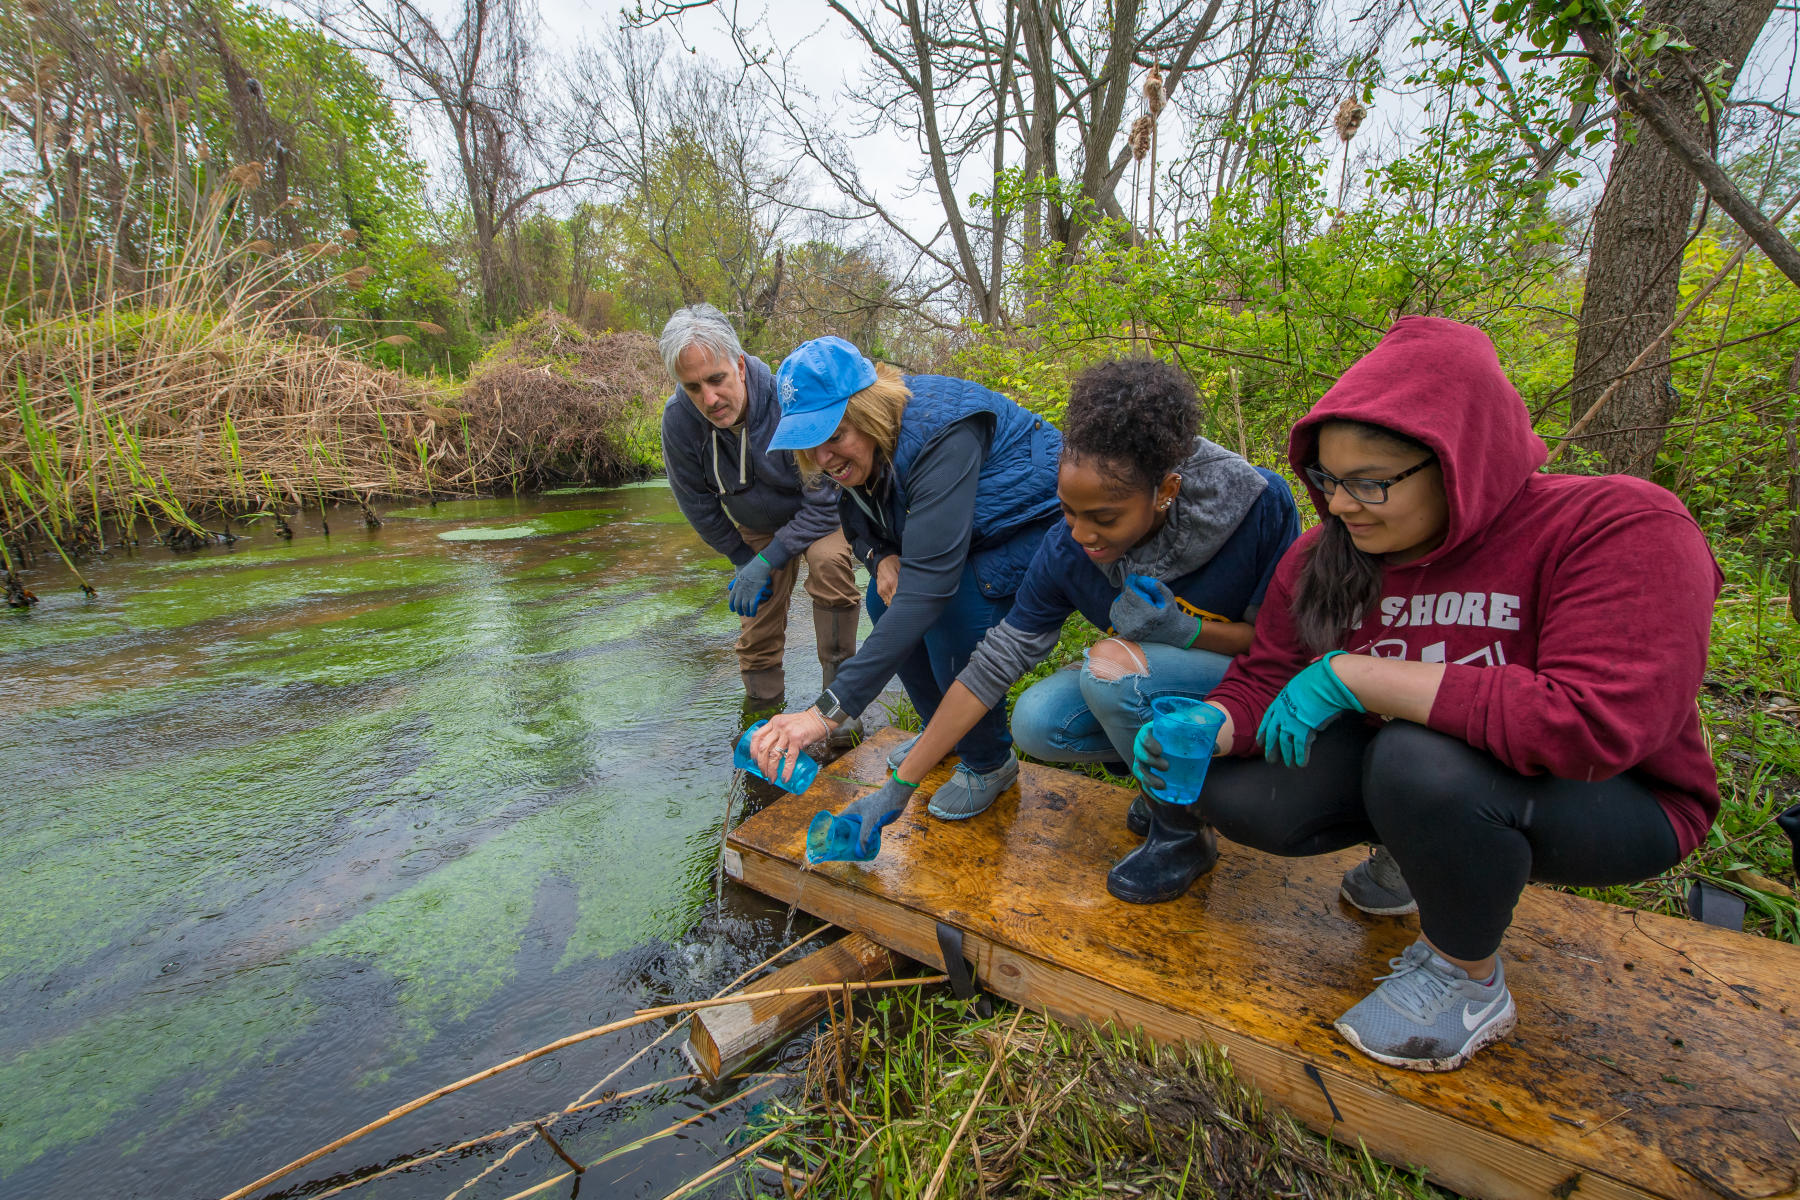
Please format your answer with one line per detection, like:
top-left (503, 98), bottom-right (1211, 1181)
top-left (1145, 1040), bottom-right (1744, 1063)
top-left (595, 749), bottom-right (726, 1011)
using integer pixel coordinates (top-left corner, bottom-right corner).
top-left (1107, 797), bottom-right (1219, 904)
top-left (1126, 791), bottom-right (1150, 837)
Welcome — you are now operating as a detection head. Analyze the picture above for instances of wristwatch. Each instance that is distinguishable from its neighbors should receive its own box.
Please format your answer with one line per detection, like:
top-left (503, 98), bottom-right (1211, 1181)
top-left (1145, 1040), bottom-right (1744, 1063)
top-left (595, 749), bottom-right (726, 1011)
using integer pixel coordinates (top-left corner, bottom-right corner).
top-left (813, 688), bottom-right (850, 725)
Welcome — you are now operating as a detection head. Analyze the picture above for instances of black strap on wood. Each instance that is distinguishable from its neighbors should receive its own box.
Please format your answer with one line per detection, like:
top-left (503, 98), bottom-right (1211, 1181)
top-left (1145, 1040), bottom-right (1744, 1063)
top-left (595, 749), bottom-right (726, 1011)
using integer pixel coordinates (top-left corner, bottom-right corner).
top-left (1778, 801), bottom-right (1800, 879)
top-left (1687, 881), bottom-right (1746, 931)
top-left (935, 922), bottom-right (992, 1019)
top-left (1303, 1063), bottom-right (1343, 1123)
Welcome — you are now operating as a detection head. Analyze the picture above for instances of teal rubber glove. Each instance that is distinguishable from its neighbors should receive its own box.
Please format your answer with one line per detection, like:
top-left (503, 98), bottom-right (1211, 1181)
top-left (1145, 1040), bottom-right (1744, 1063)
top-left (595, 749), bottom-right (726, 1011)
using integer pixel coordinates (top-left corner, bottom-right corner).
top-left (728, 553), bottom-right (775, 617)
top-left (1256, 651), bottom-right (1366, 768)
top-left (1131, 723), bottom-right (1170, 796)
top-left (1109, 575), bottom-right (1200, 647)
top-left (838, 773), bottom-right (917, 855)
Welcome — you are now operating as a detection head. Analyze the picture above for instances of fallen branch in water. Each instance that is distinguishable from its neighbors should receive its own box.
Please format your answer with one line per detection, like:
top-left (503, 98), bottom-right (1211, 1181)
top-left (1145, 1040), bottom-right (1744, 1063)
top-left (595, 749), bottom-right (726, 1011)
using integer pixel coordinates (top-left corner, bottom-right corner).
top-left (217, 970), bottom-right (945, 1200)
top-left (654, 1129), bottom-right (785, 1200)
top-left (312, 923), bottom-right (840, 1199)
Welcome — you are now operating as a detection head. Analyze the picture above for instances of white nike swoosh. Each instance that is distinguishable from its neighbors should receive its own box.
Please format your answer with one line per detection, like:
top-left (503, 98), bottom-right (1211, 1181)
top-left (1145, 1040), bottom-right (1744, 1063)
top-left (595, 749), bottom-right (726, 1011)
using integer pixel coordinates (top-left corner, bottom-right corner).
top-left (1462, 993), bottom-right (1506, 1031)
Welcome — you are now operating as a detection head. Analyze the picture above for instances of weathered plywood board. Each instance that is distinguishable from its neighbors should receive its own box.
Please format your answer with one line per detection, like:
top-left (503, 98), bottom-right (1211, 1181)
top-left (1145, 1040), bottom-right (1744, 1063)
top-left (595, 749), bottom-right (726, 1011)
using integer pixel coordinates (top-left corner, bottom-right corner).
top-left (726, 728), bottom-right (1800, 1200)
top-left (686, 933), bottom-right (897, 1081)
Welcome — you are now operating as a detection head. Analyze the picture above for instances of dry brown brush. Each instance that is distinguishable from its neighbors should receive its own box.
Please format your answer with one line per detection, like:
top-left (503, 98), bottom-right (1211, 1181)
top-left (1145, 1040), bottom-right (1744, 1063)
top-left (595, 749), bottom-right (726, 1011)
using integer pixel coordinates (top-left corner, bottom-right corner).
top-left (458, 311), bottom-right (665, 489)
top-left (0, 301), bottom-right (666, 580)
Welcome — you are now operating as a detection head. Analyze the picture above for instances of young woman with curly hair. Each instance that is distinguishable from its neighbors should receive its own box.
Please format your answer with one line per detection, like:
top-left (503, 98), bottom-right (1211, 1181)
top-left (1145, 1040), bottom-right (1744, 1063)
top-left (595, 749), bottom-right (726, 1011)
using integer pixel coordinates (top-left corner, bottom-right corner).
top-left (805, 357), bottom-right (1299, 891)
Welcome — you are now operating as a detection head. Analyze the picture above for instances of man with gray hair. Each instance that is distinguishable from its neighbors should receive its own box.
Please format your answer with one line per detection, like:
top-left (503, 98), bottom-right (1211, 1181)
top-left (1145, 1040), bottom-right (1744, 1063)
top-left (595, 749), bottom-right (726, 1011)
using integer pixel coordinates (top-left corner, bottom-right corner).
top-left (659, 304), bottom-right (862, 726)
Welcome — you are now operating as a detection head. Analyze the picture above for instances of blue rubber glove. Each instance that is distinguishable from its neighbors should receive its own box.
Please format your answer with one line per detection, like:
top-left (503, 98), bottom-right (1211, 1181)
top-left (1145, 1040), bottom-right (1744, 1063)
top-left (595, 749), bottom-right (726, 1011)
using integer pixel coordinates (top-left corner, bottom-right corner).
top-left (1131, 723), bottom-right (1170, 796)
top-left (1109, 575), bottom-right (1200, 647)
top-left (728, 553), bottom-right (775, 617)
top-left (1256, 651), bottom-right (1366, 768)
top-left (838, 773), bottom-right (917, 855)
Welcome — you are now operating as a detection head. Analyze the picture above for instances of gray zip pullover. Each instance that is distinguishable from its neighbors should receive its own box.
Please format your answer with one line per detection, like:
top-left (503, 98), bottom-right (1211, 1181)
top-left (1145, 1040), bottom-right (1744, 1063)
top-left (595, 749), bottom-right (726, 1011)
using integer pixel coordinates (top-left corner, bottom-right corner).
top-left (661, 355), bottom-right (843, 568)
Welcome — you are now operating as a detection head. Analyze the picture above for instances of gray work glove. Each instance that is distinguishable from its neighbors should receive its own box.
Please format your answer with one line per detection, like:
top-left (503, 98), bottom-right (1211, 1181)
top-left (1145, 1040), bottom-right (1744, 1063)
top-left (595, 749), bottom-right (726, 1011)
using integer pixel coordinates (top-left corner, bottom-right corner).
top-left (1109, 574), bottom-right (1200, 648)
top-left (838, 774), bottom-right (917, 855)
top-left (728, 553), bottom-right (775, 617)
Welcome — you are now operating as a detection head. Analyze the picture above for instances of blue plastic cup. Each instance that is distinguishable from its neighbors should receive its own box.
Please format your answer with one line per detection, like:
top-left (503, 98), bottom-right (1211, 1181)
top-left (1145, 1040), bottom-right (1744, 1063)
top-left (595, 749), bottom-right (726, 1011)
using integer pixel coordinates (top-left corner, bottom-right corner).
top-left (806, 809), bottom-right (882, 864)
top-left (1149, 697), bottom-right (1226, 805)
top-left (734, 720), bottom-right (820, 793)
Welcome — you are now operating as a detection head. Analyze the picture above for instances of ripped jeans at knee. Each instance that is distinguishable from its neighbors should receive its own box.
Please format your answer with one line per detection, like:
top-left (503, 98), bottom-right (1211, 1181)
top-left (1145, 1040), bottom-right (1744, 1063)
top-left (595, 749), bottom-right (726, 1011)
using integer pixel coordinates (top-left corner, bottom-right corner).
top-left (1009, 639), bottom-right (1233, 765)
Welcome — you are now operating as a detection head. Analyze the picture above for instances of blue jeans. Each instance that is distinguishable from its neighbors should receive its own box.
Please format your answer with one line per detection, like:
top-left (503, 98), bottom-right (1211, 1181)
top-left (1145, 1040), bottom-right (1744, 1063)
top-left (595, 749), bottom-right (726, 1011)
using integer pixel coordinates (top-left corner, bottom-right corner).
top-left (866, 563), bottom-right (1017, 773)
top-left (1010, 640), bottom-right (1233, 766)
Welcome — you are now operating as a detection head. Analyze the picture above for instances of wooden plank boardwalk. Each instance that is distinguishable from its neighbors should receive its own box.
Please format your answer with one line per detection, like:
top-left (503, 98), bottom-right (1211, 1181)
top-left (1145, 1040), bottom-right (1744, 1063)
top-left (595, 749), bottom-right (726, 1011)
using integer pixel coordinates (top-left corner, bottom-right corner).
top-left (724, 727), bottom-right (1800, 1200)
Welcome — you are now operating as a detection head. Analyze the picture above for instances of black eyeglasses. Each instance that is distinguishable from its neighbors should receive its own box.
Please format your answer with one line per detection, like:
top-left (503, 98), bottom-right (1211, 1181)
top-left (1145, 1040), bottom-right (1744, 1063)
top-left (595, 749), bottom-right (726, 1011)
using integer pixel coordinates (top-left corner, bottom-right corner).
top-left (1304, 455), bottom-right (1436, 504)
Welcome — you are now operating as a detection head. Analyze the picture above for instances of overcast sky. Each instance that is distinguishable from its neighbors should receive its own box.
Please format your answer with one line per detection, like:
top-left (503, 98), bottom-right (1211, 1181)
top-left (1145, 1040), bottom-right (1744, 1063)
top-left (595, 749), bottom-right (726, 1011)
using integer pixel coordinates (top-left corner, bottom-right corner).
top-left (350, 0), bottom-right (1799, 252)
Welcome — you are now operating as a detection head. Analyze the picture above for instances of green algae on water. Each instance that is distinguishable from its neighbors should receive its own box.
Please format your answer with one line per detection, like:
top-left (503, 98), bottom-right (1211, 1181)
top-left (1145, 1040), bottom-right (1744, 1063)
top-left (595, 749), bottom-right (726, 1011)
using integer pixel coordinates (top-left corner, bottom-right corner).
top-left (436, 508), bottom-right (616, 542)
top-left (387, 497), bottom-right (535, 521)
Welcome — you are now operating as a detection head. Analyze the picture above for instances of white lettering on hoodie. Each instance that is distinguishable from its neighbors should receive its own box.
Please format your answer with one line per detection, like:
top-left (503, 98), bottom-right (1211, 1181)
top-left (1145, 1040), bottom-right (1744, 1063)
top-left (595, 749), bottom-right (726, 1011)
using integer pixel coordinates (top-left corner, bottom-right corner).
top-left (1376, 591), bottom-right (1521, 631)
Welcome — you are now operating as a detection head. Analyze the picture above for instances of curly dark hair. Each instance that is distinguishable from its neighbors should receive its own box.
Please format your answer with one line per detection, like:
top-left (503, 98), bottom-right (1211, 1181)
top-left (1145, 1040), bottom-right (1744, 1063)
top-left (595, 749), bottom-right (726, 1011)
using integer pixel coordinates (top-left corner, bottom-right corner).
top-left (1061, 358), bottom-right (1200, 493)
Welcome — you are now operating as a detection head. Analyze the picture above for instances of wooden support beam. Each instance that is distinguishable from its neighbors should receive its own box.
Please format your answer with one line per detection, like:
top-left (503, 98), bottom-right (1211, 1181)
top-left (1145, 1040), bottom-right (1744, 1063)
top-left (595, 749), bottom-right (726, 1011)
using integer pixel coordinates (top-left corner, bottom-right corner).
top-left (686, 933), bottom-right (899, 1082)
top-left (726, 729), bottom-right (1800, 1200)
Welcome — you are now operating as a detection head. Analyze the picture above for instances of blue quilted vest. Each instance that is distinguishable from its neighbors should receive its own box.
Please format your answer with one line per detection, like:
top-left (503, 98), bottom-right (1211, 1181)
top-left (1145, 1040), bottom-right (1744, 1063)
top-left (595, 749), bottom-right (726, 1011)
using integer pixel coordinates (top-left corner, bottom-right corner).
top-left (888, 375), bottom-right (1063, 597)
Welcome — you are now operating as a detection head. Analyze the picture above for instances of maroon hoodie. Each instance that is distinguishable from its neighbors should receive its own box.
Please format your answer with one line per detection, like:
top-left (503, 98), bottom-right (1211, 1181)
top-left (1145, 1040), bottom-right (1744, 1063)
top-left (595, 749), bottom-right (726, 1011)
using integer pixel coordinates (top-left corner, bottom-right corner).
top-left (1207, 317), bottom-right (1723, 856)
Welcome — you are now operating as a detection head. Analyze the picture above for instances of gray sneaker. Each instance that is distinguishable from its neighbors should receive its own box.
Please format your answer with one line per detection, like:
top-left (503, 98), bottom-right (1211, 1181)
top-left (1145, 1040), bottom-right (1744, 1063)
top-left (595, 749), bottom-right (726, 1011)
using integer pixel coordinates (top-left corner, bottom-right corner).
top-left (927, 752), bottom-right (1019, 820)
top-left (886, 733), bottom-right (921, 771)
top-left (1333, 941), bottom-right (1516, 1072)
top-left (1341, 845), bottom-right (1417, 915)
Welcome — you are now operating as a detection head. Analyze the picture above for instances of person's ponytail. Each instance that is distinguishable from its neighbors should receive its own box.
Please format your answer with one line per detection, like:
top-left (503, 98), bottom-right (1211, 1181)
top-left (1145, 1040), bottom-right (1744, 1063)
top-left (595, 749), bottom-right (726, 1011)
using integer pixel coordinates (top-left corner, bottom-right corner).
top-left (1291, 518), bottom-right (1384, 655)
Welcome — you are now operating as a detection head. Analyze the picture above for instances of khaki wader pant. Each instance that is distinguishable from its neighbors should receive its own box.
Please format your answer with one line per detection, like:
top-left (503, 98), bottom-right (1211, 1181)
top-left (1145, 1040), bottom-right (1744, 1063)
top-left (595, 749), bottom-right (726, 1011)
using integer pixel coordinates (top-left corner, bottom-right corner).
top-left (736, 526), bottom-right (861, 701)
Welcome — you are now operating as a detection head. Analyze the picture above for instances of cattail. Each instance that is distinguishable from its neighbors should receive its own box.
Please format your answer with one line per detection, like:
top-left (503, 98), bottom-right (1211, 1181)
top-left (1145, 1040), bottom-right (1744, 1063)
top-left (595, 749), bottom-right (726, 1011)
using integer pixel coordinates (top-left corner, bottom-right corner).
top-left (83, 111), bottom-right (97, 144)
top-left (301, 241), bottom-right (325, 256)
top-left (380, 334), bottom-right (413, 347)
top-left (1129, 114), bottom-right (1153, 162)
top-left (156, 49), bottom-right (174, 77)
top-left (196, 141), bottom-right (209, 162)
top-left (135, 106), bottom-right (156, 138)
top-left (340, 228), bottom-right (360, 243)
top-left (416, 321), bottom-right (447, 336)
top-left (1335, 97), bottom-right (1367, 143)
top-left (172, 97), bottom-right (189, 123)
top-left (37, 52), bottom-right (61, 83)
top-left (6, 84), bottom-right (32, 103)
top-left (228, 161), bottom-right (263, 188)
top-left (321, 241), bottom-right (343, 256)
top-left (342, 265), bottom-right (374, 286)
top-left (22, 0), bottom-right (45, 17)
top-left (1143, 65), bottom-right (1165, 117)
top-left (38, 119), bottom-right (59, 150)
top-left (242, 239), bottom-right (275, 255)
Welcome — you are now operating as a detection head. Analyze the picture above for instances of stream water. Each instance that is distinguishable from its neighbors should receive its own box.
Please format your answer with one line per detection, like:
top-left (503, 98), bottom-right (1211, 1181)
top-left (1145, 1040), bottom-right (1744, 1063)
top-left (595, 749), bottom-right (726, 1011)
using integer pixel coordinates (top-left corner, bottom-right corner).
top-left (1, 484), bottom-right (882, 1199)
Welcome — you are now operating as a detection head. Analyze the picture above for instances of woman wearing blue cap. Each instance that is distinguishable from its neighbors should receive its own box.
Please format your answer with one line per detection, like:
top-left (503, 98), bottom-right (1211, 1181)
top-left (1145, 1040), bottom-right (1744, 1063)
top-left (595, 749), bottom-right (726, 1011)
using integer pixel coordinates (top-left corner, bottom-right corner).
top-left (747, 336), bottom-right (1063, 817)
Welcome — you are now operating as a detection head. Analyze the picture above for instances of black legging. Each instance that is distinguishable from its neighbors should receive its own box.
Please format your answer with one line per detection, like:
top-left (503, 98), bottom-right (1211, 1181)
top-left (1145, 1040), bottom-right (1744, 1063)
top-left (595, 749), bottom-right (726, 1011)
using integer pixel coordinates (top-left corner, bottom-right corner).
top-left (1199, 720), bottom-right (1682, 960)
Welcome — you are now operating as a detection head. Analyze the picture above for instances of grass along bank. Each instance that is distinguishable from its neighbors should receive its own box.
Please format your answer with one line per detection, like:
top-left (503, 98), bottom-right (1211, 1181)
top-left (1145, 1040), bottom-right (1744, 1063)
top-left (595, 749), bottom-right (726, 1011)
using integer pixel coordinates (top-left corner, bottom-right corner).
top-left (749, 991), bottom-right (1449, 1199)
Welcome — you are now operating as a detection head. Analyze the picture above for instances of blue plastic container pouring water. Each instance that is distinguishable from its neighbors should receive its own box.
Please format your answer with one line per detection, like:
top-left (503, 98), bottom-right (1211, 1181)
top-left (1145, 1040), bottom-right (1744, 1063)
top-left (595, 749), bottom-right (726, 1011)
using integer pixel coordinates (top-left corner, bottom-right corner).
top-left (805, 809), bottom-right (888, 864)
top-left (734, 720), bottom-right (820, 793)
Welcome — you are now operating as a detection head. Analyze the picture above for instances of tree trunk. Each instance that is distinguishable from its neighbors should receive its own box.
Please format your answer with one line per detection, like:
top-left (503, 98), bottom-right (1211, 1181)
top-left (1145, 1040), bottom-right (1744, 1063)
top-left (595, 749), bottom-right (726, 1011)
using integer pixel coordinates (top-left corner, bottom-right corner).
top-left (1570, 0), bottom-right (1776, 478)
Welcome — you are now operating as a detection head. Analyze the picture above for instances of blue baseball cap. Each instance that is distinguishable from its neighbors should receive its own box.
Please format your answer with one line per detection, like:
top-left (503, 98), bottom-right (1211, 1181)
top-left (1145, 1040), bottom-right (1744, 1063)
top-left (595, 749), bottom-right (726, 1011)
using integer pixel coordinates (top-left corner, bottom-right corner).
top-left (768, 336), bottom-right (879, 451)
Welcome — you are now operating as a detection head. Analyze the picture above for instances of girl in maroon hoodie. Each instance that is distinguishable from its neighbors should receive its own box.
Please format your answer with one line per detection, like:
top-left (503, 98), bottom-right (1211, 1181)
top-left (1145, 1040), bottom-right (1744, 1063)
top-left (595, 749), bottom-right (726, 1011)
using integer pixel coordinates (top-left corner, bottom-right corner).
top-left (1134, 316), bottom-right (1722, 1072)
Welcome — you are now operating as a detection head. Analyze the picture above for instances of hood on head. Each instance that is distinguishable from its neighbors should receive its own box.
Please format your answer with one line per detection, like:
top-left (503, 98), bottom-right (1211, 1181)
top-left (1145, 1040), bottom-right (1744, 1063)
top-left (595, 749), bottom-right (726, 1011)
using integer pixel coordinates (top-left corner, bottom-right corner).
top-left (1288, 316), bottom-right (1546, 560)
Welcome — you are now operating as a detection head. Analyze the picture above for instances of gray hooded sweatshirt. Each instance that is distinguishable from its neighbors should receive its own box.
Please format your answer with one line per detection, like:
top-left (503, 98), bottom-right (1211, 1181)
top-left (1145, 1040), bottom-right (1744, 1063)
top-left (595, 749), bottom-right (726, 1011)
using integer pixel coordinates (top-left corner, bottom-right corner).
top-left (661, 354), bottom-right (842, 569)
